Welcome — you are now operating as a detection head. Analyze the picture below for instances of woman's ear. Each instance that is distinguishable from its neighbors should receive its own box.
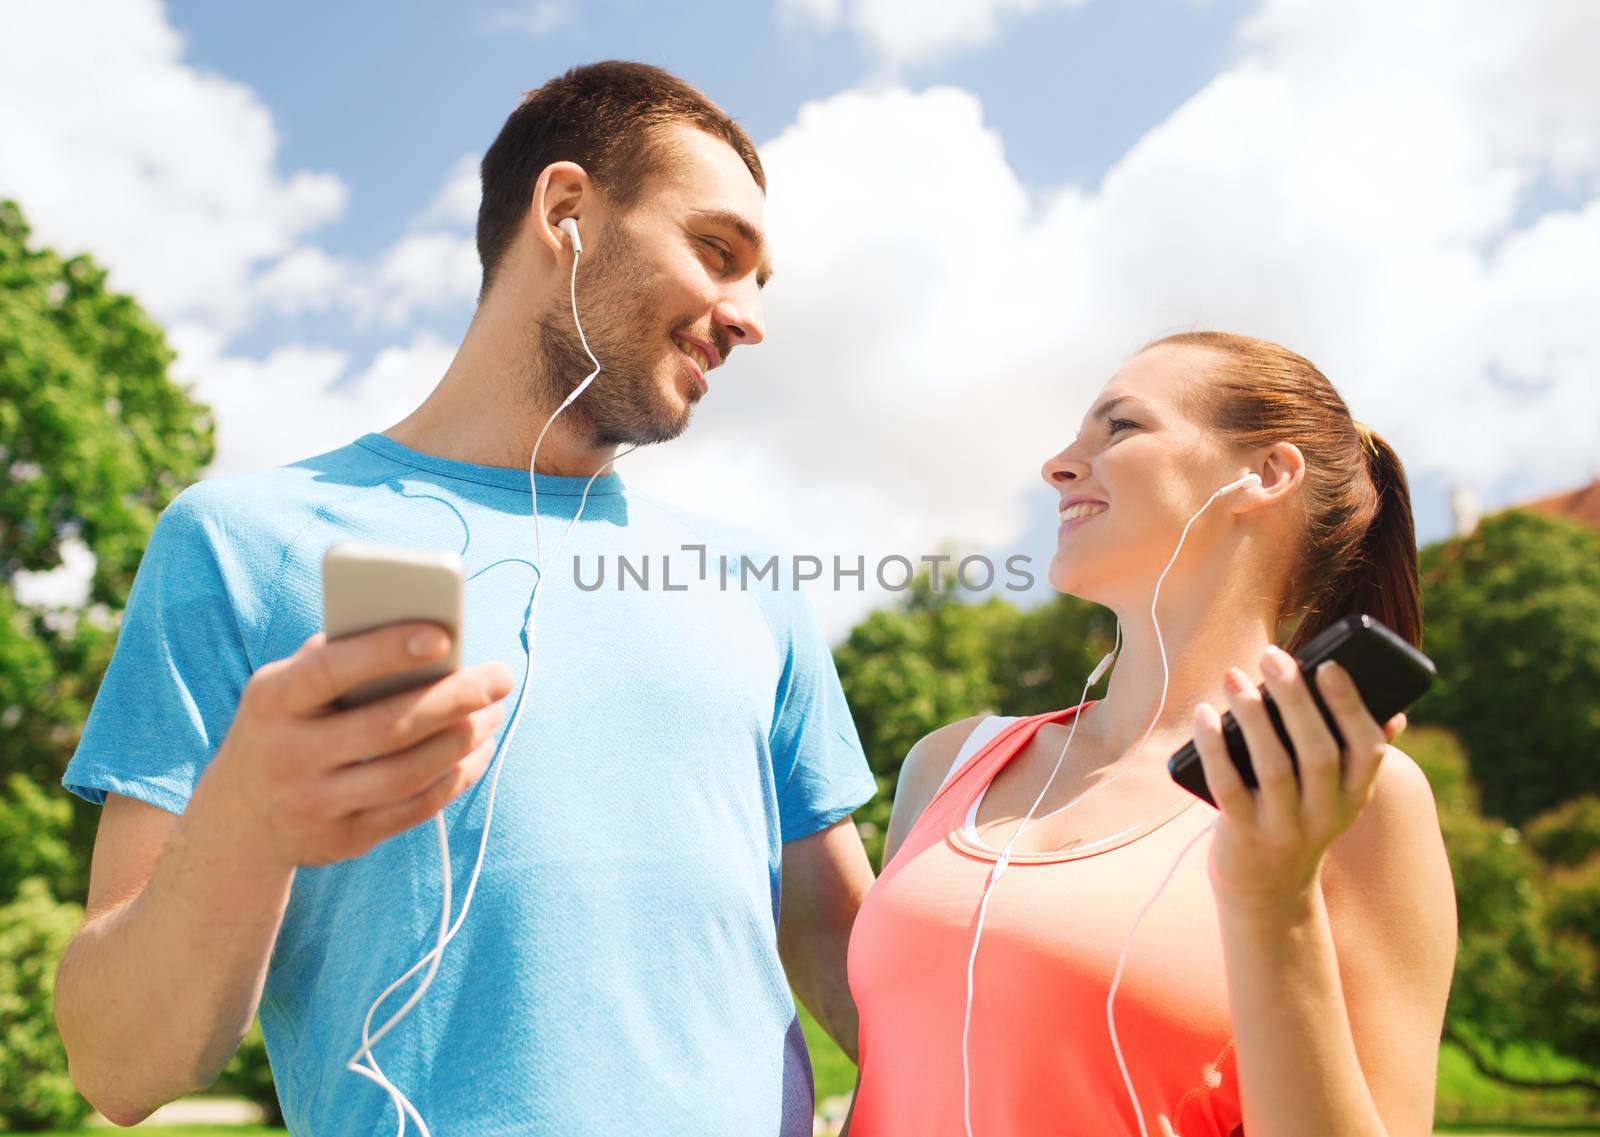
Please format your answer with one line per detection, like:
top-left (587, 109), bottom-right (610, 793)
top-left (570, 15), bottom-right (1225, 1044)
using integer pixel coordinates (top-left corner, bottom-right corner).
top-left (1231, 442), bottom-right (1305, 513)
top-left (529, 161), bottom-right (591, 260)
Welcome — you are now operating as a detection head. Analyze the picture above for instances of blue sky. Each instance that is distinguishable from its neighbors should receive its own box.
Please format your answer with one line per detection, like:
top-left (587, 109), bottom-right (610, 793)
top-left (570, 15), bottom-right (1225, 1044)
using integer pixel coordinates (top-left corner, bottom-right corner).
top-left (4, 0), bottom-right (1597, 632)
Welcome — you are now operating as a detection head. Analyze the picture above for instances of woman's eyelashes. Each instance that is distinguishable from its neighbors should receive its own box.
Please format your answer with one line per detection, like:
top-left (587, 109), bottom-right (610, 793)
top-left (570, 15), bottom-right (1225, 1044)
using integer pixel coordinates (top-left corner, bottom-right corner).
top-left (1106, 416), bottom-right (1141, 437)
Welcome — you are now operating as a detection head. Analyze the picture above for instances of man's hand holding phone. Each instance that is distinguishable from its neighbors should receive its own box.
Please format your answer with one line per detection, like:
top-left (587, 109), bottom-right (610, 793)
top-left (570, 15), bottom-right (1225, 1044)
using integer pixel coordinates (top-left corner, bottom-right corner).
top-left (208, 623), bottom-right (513, 870)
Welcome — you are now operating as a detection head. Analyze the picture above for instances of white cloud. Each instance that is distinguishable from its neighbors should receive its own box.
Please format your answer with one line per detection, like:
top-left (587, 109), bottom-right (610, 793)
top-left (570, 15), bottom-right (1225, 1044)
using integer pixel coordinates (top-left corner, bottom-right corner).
top-left (782, 0), bottom-right (1088, 70)
top-left (419, 154), bottom-right (482, 228)
top-left (0, 0), bottom-right (345, 335)
top-left (11, 538), bottom-right (97, 609)
top-left (254, 158), bottom-right (484, 327)
top-left (254, 247), bottom-right (351, 316)
top-left (180, 332), bottom-right (456, 478)
top-left (352, 231), bottom-right (483, 326)
top-left (487, 1), bottom-right (575, 38)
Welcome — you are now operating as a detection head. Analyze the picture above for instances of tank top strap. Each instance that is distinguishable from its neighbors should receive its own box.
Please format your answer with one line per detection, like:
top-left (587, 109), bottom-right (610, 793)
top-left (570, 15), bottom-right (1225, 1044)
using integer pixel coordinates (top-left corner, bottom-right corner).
top-left (923, 706), bottom-right (1086, 819)
top-left (935, 715), bottom-right (1020, 795)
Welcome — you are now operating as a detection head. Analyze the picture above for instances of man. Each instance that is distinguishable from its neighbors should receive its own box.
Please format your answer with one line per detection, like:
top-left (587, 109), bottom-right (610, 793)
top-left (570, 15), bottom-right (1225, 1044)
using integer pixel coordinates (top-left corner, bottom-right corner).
top-left (55, 61), bottom-right (877, 1135)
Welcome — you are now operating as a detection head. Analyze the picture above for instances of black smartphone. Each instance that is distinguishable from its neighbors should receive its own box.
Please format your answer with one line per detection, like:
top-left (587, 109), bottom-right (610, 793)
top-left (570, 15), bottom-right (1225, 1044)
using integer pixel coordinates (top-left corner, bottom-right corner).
top-left (1167, 614), bottom-right (1437, 807)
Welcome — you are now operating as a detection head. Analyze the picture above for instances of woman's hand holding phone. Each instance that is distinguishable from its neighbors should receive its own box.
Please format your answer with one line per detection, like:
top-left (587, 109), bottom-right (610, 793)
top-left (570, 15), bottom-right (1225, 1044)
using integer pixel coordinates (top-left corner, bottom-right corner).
top-left (1192, 645), bottom-right (1407, 913)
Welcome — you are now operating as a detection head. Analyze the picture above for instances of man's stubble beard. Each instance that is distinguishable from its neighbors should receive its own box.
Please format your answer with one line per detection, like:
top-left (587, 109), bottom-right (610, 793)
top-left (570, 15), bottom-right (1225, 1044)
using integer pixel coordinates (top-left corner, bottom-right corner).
top-left (531, 221), bottom-right (698, 448)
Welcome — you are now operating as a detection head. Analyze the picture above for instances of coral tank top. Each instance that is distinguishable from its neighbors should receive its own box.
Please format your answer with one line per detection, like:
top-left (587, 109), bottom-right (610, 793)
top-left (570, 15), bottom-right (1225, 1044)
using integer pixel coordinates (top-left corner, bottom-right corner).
top-left (847, 708), bottom-right (1244, 1137)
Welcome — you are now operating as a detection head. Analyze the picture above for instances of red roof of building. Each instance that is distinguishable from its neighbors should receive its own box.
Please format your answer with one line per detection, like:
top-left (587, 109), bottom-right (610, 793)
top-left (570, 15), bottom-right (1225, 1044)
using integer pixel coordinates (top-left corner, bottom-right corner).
top-left (1519, 476), bottom-right (1600, 532)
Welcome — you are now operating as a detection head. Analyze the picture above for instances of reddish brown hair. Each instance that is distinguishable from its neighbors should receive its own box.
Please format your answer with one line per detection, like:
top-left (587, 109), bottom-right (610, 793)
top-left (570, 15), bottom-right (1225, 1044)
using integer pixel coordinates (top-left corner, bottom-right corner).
top-left (1147, 331), bottom-right (1423, 651)
top-left (475, 61), bottom-right (765, 296)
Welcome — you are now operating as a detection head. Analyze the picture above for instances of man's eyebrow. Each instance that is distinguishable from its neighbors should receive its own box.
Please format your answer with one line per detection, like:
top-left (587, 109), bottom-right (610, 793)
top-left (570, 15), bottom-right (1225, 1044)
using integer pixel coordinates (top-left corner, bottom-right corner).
top-left (690, 209), bottom-right (775, 288)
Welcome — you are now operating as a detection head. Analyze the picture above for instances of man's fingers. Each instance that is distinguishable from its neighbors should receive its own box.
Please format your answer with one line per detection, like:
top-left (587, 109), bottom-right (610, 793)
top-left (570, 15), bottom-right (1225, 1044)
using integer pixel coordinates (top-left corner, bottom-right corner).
top-left (323, 662), bottom-right (514, 764)
top-left (331, 701), bottom-right (507, 811)
top-left (274, 623), bottom-right (454, 714)
top-left (347, 736), bottom-right (498, 848)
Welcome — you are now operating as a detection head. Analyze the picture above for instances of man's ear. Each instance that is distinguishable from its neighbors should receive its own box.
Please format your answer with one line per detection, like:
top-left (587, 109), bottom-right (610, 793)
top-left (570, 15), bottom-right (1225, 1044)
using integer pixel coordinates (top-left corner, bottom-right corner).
top-left (529, 161), bottom-right (591, 259)
top-left (1231, 442), bottom-right (1305, 513)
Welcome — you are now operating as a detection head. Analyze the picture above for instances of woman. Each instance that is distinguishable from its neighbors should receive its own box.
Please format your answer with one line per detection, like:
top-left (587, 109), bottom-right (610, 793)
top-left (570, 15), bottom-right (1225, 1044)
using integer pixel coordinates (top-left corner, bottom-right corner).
top-left (845, 332), bottom-right (1457, 1137)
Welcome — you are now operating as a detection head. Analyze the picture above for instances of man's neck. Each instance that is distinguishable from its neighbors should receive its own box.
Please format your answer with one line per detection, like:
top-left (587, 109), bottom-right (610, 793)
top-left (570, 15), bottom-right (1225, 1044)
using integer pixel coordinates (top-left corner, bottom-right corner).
top-left (383, 289), bottom-right (620, 477)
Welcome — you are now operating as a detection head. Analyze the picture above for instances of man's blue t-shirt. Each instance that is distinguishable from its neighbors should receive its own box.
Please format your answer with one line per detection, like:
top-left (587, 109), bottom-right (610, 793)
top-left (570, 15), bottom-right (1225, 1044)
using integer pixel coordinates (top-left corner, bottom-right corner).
top-left (63, 433), bottom-right (876, 1136)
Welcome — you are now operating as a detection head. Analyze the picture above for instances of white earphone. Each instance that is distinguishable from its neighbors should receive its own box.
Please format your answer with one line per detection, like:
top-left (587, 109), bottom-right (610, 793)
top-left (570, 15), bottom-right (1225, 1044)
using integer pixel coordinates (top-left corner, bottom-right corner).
top-left (961, 468), bottom-right (1263, 1137)
top-left (558, 216), bottom-right (582, 255)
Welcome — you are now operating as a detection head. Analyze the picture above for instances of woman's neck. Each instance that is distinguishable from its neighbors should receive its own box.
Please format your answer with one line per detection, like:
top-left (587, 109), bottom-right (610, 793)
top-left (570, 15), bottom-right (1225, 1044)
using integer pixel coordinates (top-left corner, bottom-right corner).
top-left (1090, 579), bottom-right (1280, 767)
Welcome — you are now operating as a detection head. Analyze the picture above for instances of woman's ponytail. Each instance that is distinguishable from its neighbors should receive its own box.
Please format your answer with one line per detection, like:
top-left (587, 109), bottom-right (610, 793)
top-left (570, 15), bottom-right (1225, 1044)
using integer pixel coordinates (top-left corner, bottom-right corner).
top-left (1289, 425), bottom-right (1424, 652)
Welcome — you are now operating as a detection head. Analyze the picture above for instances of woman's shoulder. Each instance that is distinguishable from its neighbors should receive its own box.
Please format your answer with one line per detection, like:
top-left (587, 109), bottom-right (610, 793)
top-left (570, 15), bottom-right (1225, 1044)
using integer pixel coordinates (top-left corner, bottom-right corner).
top-left (1324, 744), bottom-right (1452, 915)
top-left (1333, 745), bottom-right (1441, 859)
top-left (883, 714), bottom-right (993, 864)
top-left (904, 714), bottom-right (993, 782)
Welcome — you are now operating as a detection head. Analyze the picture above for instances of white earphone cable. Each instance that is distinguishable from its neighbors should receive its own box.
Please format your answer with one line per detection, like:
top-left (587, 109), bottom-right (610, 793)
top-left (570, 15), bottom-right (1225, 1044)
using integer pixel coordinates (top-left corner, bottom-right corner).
top-left (961, 476), bottom-right (1252, 1137)
top-left (347, 232), bottom-right (629, 1135)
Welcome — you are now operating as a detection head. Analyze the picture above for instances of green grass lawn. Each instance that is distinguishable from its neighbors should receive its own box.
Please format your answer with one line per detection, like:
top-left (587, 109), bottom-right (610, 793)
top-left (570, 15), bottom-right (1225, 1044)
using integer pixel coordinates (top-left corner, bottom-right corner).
top-left (1435, 1041), bottom-right (1600, 1128)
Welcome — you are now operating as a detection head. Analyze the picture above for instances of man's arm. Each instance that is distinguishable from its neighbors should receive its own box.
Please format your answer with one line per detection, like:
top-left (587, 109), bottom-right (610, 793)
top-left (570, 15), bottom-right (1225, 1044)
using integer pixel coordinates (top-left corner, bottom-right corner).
top-left (57, 790), bottom-right (295, 1125)
top-left (54, 624), bottom-right (512, 1126)
top-left (778, 818), bottom-right (874, 1064)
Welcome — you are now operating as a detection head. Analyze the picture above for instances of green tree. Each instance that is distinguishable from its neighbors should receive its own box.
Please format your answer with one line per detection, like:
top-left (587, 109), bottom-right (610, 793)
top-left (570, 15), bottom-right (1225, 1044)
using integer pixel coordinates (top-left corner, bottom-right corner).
top-left (0, 773), bottom-right (76, 905)
top-left (1527, 796), bottom-right (1600, 869)
top-left (0, 198), bottom-right (224, 1123)
top-left (0, 198), bottom-right (214, 880)
top-left (1410, 726), bottom-right (1600, 1096)
top-left (1416, 510), bottom-right (1600, 824)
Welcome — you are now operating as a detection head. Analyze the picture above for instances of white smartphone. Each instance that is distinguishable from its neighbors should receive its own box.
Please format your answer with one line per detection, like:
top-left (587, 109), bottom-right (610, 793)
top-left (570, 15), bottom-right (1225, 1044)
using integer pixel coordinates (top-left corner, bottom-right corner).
top-left (322, 542), bottom-right (465, 708)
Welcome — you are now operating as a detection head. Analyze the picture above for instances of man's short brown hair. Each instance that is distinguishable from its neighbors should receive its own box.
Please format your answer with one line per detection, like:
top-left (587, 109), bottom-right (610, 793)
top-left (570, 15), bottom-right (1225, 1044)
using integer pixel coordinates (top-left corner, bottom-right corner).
top-left (476, 60), bottom-right (765, 294)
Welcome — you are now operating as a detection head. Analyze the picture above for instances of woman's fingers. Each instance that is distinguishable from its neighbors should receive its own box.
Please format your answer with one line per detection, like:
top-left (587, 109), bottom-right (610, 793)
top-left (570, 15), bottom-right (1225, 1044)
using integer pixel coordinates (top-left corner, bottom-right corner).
top-left (1384, 712), bottom-right (1408, 742)
top-left (1193, 700), bottom-right (1254, 821)
top-left (1222, 666), bottom-right (1299, 831)
top-left (1259, 646), bottom-right (1342, 826)
top-left (1314, 662), bottom-right (1390, 798)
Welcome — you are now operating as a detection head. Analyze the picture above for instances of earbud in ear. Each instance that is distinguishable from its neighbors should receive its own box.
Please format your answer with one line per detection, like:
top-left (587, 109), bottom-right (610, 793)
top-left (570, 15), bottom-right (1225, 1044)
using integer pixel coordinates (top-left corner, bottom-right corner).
top-left (1217, 472), bottom-right (1262, 496)
top-left (558, 217), bottom-right (582, 255)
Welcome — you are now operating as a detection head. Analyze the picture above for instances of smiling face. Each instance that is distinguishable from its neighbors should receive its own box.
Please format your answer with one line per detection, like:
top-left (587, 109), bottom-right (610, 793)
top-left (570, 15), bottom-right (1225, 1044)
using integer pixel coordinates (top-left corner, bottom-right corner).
top-left (535, 123), bottom-right (771, 446)
top-left (1039, 344), bottom-right (1266, 605)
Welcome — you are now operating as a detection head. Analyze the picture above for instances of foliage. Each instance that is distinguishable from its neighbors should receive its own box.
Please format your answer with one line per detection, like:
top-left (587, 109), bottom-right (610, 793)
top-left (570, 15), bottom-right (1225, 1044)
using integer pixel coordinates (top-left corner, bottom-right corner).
top-left (0, 880), bottom-right (89, 1131)
top-left (1410, 726), bottom-right (1600, 1096)
top-left (1527, 797), bottom-right (1600, 870)
top-left (1417, 511), bottom-right (1600, 824)
top-left (0, 200), bottom-right (231, 1125)
top-left (0, 774), bottom-right (75, 902)
top-left (0, 198), bottom-right (214, 877)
